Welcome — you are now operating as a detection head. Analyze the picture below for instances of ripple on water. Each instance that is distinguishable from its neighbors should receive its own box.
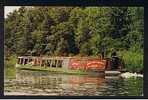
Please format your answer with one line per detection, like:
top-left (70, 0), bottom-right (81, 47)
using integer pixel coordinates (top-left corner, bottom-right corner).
top-left (4, 70), bottom-right (143, 96)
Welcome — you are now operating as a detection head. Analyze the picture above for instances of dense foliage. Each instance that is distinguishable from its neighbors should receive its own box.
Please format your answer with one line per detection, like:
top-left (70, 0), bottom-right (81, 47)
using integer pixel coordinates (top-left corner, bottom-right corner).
top-left (5, 7), bottom-right (144, 72)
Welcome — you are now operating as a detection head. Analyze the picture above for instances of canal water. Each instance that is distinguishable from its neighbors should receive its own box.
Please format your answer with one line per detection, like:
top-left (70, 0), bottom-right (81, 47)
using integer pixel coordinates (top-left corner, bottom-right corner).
top-left (4, 70), bottom-right (143, 96)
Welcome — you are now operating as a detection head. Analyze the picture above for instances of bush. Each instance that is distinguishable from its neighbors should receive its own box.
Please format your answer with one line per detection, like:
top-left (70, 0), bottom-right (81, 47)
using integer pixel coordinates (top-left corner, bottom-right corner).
top-left (4, 55), bottom-right (17, 79)
top-left (118, 50), bottom-right (143, 73)
top-left (5, 55), bottom-right (17, 68)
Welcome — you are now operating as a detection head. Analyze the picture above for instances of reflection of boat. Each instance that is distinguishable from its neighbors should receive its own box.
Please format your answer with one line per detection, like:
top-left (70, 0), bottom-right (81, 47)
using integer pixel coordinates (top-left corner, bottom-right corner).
top-left (68, 75), bottom-right (105, 85)
top-left (16, 56), bottom-right (122, 76)
top-left (15, 70), bottom-right (105, 91)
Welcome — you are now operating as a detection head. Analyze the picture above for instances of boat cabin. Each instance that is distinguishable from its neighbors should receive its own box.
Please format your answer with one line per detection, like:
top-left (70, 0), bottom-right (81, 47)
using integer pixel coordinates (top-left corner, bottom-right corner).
top-left (16, 56), bottom-right (122, 71)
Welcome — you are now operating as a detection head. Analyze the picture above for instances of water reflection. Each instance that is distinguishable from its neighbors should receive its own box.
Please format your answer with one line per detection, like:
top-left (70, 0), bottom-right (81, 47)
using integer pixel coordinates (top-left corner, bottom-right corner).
top-left (4, 70), bottom-right (143, 96)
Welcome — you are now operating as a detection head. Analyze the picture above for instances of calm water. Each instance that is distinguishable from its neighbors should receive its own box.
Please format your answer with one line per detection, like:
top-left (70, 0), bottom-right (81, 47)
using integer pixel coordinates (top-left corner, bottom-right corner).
top-left (4, 70), bottom-right (143, 96)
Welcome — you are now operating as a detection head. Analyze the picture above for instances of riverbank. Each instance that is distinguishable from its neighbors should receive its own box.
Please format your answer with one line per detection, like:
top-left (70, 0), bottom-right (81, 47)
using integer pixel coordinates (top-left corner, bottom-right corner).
top-left (4, 55), bottom-right (17, 79)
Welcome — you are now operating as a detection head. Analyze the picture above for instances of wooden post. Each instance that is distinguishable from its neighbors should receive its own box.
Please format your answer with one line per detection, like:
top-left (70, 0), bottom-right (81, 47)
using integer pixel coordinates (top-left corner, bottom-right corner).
top-left (20, 58), bottom-right (22, 64)
top-left (50, 59), bottom-right (53, 67)
top-left (27, 58), bottom-right (29, 64)
top-left (23, 58), bottom-right (25, 65)
top-left (28, 58), bottom-right (31, 62)
top-left (49, 60), bottom-right (51, 67)
top-left (45, 60), bottom-right (47, 67)
top-left (47, 60), bottom-right (49, 67)
top-left (53, 59), bottom-right (55, 67)
top-left (21, 58), bottom-right (23, 65)
top-left (44, 60), bottom-right (46, 67)
top-left (56, 60), bottom-right (58, 68)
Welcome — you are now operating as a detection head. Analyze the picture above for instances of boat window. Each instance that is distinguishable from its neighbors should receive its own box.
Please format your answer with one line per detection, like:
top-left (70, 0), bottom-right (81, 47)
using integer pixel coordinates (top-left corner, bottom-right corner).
top-left (52, 60), bottom-right (56, 67)
top-left (24, 59), bottom-right (28, 65)
top-left (58, 60), bottom-right (62, 68)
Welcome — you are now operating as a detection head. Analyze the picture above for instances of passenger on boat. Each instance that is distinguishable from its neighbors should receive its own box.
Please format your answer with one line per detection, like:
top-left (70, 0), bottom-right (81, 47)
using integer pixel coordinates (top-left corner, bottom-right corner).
top-left (111, 49), bottom-right (120, 70)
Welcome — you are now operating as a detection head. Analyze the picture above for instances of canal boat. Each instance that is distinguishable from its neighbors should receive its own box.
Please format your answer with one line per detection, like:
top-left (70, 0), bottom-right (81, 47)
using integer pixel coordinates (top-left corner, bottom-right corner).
top-left (16, 56), bottom-right (122, 76)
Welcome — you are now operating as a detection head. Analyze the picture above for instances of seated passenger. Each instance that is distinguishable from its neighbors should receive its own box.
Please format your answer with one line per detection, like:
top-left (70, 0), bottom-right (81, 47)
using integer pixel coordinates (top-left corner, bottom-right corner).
top-left (111, 49), bottom-right (120, 70)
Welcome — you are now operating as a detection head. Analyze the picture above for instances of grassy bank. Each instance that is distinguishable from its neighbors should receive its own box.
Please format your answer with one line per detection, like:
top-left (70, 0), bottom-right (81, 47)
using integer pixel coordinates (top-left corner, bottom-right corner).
top-left (118, 50), bottom-right (143, 73)
top-left (4, 55), bottom-right (17, 79)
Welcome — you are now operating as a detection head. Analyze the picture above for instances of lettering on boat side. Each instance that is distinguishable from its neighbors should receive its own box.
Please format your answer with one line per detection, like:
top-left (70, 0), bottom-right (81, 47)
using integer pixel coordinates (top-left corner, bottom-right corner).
top-left (69, 59), bottom-right (105, 70)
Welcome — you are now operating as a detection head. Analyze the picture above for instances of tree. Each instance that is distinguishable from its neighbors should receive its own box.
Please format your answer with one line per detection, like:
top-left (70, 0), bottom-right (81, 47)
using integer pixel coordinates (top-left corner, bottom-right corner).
top-left (5, 7), bottom-right (144, 57)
